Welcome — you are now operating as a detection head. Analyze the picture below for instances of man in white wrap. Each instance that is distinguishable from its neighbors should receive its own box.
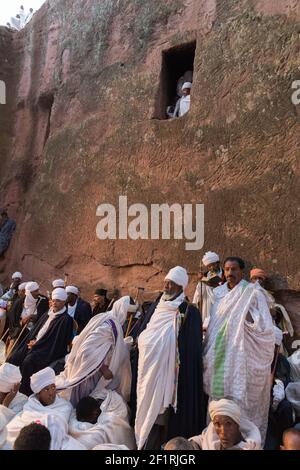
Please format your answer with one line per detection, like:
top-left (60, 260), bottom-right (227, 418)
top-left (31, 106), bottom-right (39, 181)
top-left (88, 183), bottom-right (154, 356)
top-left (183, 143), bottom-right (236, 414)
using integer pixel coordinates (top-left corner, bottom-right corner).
top-left (203, 256), bottom-right (275, 444)
top-left (69, 390), bottom-right (136, 449)
top-left (193, 251), bottom-right (224, 329)
top-left (190, 399), bottom-right (261, 450)
top-left (56, 296), bottom-right (132, 407)
top-left (0, 363), bottom-right (27, 425)
top-left (8, 288), bottom-right (73, 396)
top-left (135, 266), bottom-right (205, 450)
top-left (3, 367), bottom-right (85, 450)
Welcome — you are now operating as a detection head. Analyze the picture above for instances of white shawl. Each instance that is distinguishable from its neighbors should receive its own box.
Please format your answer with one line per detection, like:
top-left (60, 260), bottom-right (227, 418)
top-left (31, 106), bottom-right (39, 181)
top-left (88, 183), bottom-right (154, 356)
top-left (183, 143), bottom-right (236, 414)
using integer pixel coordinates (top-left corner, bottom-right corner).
top-left (135, 292), bottom-right (185, 450)
top-left (3, 395), bottom-right (72, 449)
top-left (190, 417), bottom-right (261, 450)
top-left (56, 297), bottom-right (131, 402)
top-left (203, 280), bottom-right (275, 443)
top-left (69, 390), bottom-right (136, 449)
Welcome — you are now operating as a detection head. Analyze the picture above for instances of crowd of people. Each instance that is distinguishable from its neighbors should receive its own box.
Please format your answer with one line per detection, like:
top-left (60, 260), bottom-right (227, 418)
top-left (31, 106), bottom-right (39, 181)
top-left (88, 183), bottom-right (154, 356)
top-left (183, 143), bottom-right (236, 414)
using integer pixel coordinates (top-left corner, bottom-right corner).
top-left (0, 252), bottom-right (300, 451)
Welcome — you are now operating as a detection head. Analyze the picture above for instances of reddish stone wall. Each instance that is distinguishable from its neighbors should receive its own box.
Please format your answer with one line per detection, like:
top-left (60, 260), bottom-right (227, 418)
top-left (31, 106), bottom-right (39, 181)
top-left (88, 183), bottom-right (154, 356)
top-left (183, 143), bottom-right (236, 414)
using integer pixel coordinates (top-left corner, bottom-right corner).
top-left (0, 0), bottom-right (299, 298)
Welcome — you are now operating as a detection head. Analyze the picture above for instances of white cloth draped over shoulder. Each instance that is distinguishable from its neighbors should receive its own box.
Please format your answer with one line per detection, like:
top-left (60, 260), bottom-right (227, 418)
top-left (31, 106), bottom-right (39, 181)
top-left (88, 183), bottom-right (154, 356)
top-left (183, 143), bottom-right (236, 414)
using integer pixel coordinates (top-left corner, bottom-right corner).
top-left (190, 417), bottom-right (262, 450)
top-left (2, 395), bottom-right (73, 450)
top-left (69, 390), bottom-right (136, 449)
top-left (193, 282), bottom-right (215, 327)
top-left (56, 297), bottom-right (131, 402)
top-left (135, 292), bottom-right (185, 450)
top-left (0, 392), bottom-right (27, 427)
top-left (203, 280), bottom-right (275, 444)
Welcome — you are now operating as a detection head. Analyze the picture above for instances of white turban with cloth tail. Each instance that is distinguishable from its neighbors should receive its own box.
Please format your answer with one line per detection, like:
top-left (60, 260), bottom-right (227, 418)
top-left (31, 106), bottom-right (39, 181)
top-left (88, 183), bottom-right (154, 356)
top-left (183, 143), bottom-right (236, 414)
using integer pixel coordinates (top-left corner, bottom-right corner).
top-left (66, 286), bottom-right (79, 296)
top-left (30, 367), bottom-right (56, 394)
top-left (0, 363), bottom-right (22, 393)
top-left (25, 281), bottom-right (39, 294)
top-left (202, 251), bottom-right (220, 267)
top-left (52, 288), bottom-right (67, 302)
top-left (12, 272), bottom-right (22, 280)
top-left (52, 279), bottom-right (65, 288)
top-left (165, 266), bottom-right (189, 290)
top-left (182, 82), bottom-right (192, 90)
top-left (209, 399), bottom-right (241, 426)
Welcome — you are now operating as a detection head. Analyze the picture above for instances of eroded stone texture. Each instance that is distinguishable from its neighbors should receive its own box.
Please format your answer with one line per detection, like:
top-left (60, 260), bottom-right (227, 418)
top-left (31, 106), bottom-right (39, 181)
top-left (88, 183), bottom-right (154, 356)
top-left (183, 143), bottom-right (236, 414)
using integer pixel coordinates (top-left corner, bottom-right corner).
top-left (0, 0), bottom-right (299, 297)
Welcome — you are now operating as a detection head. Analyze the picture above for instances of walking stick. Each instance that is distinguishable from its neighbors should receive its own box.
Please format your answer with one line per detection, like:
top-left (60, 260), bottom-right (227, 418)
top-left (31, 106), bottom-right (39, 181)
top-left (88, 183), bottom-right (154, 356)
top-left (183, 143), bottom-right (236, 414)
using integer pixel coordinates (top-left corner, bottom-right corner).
top-left (199, 260), bottom-right (203, 315)
top-left (5, 322), bottom-right (29, 360)
top-left (0, 328), bottom-right (9, 343)
top-left (270, 344), bottom-right (280, 389)
top-left (125, 287), bottom-right (144, 338)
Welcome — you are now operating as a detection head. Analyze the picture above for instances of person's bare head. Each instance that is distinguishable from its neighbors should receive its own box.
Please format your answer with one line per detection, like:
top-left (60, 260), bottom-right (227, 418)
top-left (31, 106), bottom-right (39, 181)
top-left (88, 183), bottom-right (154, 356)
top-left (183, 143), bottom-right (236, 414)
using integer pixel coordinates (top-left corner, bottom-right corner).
top-left (164, 437), bottom-right (196, 451)
top-left (281, 428), bottom-right (300, 450)
top-left (224, 257), bottom-right (245, 289)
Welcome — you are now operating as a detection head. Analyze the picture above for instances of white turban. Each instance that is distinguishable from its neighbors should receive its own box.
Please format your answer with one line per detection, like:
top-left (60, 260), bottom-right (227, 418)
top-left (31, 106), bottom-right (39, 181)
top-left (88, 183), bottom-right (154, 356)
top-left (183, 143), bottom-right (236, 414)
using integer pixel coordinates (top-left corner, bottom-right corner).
top-left (51, 288), bottom-right (67, 302)
top-left (52, 279), bottom-right (65, 288)
top-left (25, 281), bottom-right (39, 294)
top-left (12, 272), bottom-right (22, 280)
top-left (0, 363), bottom-right (22, 393)
top-left (66, 286), bottom-right (79, 296)
top-left (30, 367), bottom-right (56, 394)
top-left (202, 251), bottom-right (220, 267)
top-left (209, 399), bottom-right (241, 426)
top-left (165, 266), bottom-right (189, 290)
top-left (182, 82), bottom-right (192, 90)
top-left (18, 282), bottom-right (28, 291)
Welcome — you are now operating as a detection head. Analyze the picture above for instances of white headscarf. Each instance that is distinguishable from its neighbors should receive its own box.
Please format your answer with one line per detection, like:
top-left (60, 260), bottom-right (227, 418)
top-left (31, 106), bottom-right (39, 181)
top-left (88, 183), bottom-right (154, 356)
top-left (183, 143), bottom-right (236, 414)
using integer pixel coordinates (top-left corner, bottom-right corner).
top-left (165, 266), bottom-right (189, 290)
top-left (66, 286), bottom-right (79, 296)
top-left (52, 288), bottom-right (67, 302)
top-left (23, 282), bottom-right (39, 319)
top-left (202, 251), bottom-right (220, 267)
top-left (12, 272), bottom-right (22, 280)
top-left (52, 279), bottom-right (65, 289)
top-left (18, 282), bottom-right (27, 291)
top-left (182, 82), bottom-right (192, 90)
top-left (0, 363), bottom-right (21, 393)
top-left (209, 399), bottom-right (241, 426)
top-left (30, 367), bottom-right (56, 394)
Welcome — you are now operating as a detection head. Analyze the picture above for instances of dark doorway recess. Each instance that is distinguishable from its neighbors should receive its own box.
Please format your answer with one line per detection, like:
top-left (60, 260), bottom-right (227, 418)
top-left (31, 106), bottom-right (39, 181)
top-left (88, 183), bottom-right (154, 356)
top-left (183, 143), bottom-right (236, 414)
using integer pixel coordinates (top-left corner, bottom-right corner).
top-left (154, 40), bottom-right (196, 120)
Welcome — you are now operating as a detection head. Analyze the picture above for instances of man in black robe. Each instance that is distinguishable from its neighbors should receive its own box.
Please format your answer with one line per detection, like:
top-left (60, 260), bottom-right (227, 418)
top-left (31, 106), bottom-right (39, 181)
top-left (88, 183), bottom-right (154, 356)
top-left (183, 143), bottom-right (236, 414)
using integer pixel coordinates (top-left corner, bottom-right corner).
top-left (132, 266), bottom-right (205, 450)
top-left (91, 289), bottom-right (111, 317)
top-left (65, 285), bottom-right (92, 334)
top-left (7, 288), bottom-right (73, 396)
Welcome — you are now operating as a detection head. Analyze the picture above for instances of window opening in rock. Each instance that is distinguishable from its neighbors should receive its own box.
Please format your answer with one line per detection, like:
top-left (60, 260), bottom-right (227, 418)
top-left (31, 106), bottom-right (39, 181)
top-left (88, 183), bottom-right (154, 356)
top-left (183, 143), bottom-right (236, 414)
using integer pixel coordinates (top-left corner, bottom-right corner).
top-left (154, 41), bottom-right (196, 120)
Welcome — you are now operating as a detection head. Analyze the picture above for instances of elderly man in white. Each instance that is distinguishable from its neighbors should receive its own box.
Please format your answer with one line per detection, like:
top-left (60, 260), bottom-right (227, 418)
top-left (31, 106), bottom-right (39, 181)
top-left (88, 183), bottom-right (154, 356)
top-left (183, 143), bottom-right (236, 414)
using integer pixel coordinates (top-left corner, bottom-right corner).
top-left (135, 266), bottom-right (205, 450)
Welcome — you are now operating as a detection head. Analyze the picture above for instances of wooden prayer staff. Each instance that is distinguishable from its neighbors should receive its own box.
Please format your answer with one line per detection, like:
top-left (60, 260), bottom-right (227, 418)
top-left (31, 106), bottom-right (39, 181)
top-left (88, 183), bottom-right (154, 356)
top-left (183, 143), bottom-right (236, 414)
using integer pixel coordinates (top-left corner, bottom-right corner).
top-left (0, 328), bottom-right (9, 343)
top-left (5, 323), bottom-right (29, 361)
top-left (199, 260), bottom-right (203, 315)
top-left (125, 287), bottom-right (144, 338)
top-left (270, 344), bottom-right (280, 389)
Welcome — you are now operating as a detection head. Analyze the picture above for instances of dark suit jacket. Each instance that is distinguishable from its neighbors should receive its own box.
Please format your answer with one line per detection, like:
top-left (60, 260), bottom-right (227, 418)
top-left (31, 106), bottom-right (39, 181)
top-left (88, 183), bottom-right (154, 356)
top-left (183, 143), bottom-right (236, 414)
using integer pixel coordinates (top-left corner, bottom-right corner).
top-left (74, 298), bottom-right (92, 334)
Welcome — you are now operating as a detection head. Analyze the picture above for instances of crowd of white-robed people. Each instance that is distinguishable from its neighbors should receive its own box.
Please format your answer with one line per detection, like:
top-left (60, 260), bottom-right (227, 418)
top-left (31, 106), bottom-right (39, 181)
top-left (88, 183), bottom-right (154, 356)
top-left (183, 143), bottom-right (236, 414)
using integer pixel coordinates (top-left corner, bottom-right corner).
top-left (0, 252), bottom-right (300, 451)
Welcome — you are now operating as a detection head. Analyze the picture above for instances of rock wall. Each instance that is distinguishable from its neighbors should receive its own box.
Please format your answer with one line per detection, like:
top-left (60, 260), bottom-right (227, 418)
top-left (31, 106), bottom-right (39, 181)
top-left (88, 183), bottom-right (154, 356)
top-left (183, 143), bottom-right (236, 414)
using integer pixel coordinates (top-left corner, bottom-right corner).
top-left (0, 0), bottom-right (299, 297)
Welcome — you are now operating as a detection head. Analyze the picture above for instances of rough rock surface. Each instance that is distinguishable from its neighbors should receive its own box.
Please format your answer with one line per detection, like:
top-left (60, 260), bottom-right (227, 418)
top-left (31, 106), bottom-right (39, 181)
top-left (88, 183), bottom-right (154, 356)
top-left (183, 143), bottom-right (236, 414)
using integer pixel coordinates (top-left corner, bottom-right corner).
top-left (0, 0), bottom-right (299, 297)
